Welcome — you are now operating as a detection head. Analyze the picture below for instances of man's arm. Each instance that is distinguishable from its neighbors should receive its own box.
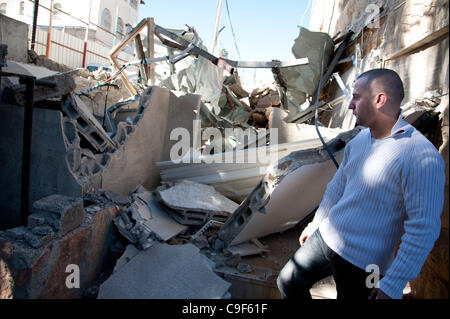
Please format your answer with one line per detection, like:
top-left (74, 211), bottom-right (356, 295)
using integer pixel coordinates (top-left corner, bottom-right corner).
top-left (378, 145), bottom-right (445, 298)
top-left (300, 144), bottom-right (350, 245)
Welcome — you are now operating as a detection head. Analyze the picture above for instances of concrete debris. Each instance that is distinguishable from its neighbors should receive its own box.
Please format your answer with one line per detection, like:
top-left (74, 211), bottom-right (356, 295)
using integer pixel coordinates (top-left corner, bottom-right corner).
top-left (9, 70), bottom-right (77, 106)
top-left (31, 194), bottom-right (84, 238)
top-left (218, 127), bottom-right (362, 246)
top-left (249, 87), bottom-right (281, 109)
top-left (402, 91), bottom-right (443, 124)
top-left (27, 49), bottom-right (72, 73)
top-left (227, 239), bottom-right (270, 257)
top-left (113, 244), bottom-right (140, 273)
top-left (113, 185), bottom-right (188, 248)
top-left (237, 262), bottom-right (253, 274)
top-left (2, 225), bottom-right (55, 249)
top-left (156, 180), bottom-right (239, 226)
top-left (157, 123), bottom-right (342, 203)
top-left (61, 94), bottom-right (116, 152)
top-left (84, 189), bottom-right (129, 208)
top-left (97, 243), bottom-right (231, 299)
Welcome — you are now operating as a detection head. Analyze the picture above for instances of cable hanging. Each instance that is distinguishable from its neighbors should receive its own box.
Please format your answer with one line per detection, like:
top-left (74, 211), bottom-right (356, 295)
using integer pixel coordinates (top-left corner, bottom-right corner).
top-left (225, 0), bottom-right (241, 60)
top-left (314, 0), bottom-right (340, 169)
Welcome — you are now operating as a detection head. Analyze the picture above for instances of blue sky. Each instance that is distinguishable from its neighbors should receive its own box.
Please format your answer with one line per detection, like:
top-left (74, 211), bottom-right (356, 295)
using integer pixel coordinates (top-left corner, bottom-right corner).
top-left (139, 0), bottom-right (312, 62)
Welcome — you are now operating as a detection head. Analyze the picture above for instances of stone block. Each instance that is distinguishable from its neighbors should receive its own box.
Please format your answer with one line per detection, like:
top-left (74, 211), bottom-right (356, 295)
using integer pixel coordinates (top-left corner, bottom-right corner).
top-left (31, 226), bottom-right (53, 236)
top-left (23, 231), bottom-right (55, 249)
top-left (27, 212), bottom-right (56, 229)
top-left (11, 70), bottom-right (77, 105)
top-left (3, 226), bottom-right (29, 240)
top-left (32, 194), bottom-right (84, 237)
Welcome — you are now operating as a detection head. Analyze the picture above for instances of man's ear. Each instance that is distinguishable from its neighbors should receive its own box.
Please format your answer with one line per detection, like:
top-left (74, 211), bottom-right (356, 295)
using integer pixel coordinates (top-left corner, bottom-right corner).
top-left (374, 93), bottom-right (388, 109)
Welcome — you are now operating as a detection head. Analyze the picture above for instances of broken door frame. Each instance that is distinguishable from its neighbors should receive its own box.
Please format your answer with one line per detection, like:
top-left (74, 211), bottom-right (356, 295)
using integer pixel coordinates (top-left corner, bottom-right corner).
top-left (108, 18), bottom-right (156, 96)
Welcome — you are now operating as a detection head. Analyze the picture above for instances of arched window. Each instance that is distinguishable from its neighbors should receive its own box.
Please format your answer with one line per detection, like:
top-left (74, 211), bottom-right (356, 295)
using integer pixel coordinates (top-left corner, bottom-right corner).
top-left (125, 23), bottom-right (132, 35)
top-left (116, 17), bottom-right (124, 38)
top-left (53, 3), bottom-right (62, 18)
top-left (19, 1), bottom-right (24, 15)
top-left (0, 3), bottom-right (7, 15)
top-left (100, 8), bottom-right (112, 31)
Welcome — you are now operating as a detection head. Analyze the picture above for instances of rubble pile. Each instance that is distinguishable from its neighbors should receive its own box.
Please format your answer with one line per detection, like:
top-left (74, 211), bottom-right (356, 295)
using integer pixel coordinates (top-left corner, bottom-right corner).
top-left (1, 6), bottom-right (447, 299)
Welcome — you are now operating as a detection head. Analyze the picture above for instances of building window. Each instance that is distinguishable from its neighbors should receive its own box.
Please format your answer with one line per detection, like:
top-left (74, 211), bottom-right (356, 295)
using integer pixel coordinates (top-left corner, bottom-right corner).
top-left (125, 23), bottom-right (132, 35)
top-left (53, 3), bottom-right (62, 18)
top-left (0, 2), bottom-right (7, 15)
top-left (130, 0), bottom-right (137, 9)
top-left (100, 8), bottom-right (112, 31)
top-left (19, 1), bottom-right (24, 15)
top-left (116, 17), bottom-right (124, 38)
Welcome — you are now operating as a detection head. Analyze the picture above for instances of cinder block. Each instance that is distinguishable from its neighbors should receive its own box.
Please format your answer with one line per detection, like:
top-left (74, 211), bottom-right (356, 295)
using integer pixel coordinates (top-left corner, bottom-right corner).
top-left (23, 230), bottom-right (55, 249)
top-left (3, 226), bottom-right (29, 240)
top-left (32, 195), bottom-right (84, 237)
top-left (27, 211), bottom-right (57, 229)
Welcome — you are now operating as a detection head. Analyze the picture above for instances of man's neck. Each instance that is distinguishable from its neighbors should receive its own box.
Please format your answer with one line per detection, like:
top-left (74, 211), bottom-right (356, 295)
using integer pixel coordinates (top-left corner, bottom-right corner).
top-left (370, 117), bottom-right (398, 139)
top-left (370, 108), bottom-right (401, 139)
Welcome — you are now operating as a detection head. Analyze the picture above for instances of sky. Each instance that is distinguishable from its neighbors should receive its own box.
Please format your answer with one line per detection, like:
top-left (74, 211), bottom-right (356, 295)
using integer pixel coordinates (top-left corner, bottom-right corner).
top-left (138, 0), bottom-right (312, 62)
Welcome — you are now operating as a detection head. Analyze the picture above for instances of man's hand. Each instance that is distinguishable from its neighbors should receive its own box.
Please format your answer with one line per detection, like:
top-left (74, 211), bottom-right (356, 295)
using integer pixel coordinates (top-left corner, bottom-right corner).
top-left (299, 230), bottom-right (309, 246)
top-left (369, 288), bottom-right (392, 299)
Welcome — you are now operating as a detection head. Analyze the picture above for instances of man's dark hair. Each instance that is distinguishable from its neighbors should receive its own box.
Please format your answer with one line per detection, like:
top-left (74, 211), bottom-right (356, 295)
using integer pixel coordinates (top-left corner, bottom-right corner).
top-left (356, 68), bottom-right (405, 104)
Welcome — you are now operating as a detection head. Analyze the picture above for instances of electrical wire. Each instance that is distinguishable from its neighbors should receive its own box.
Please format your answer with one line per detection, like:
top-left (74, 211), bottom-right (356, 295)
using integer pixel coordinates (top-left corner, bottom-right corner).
top-left (225, 0), bottom-right (242, 60)
top-left (314, 0), bottom-right (340, 169)
top-left (300, 0), bottom-right (313, 28)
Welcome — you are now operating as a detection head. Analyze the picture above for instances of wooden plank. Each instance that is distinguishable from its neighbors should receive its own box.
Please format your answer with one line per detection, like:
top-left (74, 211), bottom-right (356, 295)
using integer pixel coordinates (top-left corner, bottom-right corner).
top-left (148, 18), bottom-right (155, 85)
top-left (108, 19), bottom-right (149, 96)
top-left (135, 34), bottom-right (149, 82)
top-left (385, 25), bottom-right (449, 62)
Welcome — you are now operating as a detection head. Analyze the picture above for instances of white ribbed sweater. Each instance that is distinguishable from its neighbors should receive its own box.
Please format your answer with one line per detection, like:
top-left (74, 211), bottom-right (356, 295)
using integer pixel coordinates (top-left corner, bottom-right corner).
top-left (304, 116), bottom-right (445, 299)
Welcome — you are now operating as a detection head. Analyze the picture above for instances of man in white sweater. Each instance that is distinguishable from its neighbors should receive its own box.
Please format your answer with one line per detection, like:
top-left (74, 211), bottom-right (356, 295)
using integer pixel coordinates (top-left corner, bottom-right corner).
top-left (277, 69), bottom-right (445, 299)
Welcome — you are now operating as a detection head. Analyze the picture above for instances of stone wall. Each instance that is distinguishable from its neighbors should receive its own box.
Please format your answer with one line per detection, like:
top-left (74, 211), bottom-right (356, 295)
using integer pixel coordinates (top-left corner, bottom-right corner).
top-left (0, 195), bottom-right (120, 299)
top-left (0, 14), bottom-right (28, 63)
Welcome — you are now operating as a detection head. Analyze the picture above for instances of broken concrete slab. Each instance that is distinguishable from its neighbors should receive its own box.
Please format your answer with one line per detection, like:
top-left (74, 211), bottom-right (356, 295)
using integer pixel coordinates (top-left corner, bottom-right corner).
top-left (129, 187), bottom-right (188, 241)
top-left (100, 87), bottom-right (203, 196)
top-left (155, 180), bottom-right (238, 226)
top-left (218, 127), bottom-right (362, 246)
top-left (162, 91), bottom-right (201, 162)
top-left (113, 244), bottom-right (140, 273)
top-left (97, 243), bottom-right (231, 299)
top-left (113, 186), bottom-right (187, 245)
top-left (157, 180), bottom-right (238, 215)
top-left (138, 193), bottom-right (188, 241)
top-left (9, 70), bottom-right (77, 106)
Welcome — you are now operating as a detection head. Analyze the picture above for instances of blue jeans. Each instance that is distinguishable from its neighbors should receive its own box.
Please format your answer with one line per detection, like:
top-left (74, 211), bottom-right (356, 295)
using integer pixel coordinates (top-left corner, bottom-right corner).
top-left (277, 229), bottom-right (373, 300)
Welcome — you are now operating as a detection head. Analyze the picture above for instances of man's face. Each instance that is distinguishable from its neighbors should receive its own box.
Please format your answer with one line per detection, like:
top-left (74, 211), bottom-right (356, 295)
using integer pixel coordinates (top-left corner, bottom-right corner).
top-left (348, 77), bottom-right (375, 127)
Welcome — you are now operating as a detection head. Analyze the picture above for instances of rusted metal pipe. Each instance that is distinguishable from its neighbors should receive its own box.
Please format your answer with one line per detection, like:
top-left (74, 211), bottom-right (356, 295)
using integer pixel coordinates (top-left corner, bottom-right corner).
top-left (30, 0), bottom-right (39, 51)
top-left (45, 0), bottom-right (54, 58)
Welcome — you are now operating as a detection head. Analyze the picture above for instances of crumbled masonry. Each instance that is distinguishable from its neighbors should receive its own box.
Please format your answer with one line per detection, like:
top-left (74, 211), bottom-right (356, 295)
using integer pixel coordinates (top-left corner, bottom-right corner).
top-left (1, 3), bottom-right (448, 298)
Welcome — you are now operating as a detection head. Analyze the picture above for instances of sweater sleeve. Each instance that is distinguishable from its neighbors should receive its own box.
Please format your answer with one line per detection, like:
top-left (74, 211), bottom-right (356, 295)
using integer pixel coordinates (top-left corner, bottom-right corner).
top-left (303, 143), bottom-right (350, 235)
top-left (379, 144), bottom-right (445, 299)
